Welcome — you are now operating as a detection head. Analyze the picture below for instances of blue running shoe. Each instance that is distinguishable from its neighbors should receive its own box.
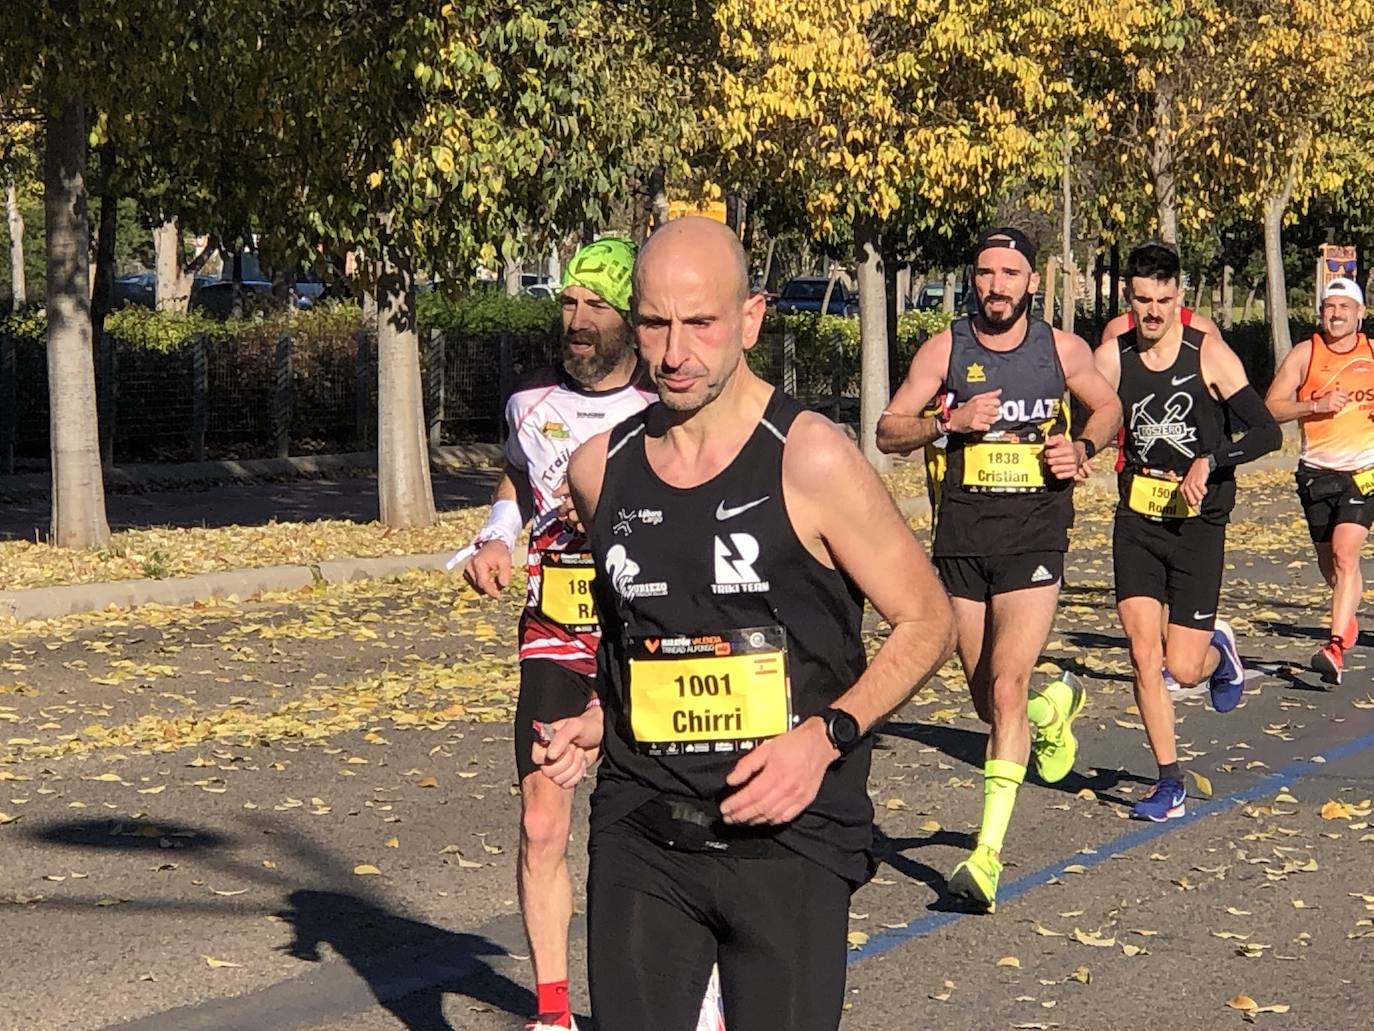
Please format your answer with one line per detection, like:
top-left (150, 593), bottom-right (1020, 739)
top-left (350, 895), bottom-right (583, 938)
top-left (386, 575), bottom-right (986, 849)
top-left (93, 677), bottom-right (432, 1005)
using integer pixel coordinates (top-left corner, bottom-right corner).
top-left (1132, 777), bottom-right (1186, 822)
top-left (1209, 618), bottom-right (1244, 713)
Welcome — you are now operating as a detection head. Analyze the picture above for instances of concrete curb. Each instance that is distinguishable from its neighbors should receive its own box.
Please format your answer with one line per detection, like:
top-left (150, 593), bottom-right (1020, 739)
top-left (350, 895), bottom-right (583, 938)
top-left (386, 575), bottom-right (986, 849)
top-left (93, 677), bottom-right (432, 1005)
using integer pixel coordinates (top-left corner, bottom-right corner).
top-left (0, 545), bottom-right (533, 624)
top-left (0, 444), bottom-right (503, 501)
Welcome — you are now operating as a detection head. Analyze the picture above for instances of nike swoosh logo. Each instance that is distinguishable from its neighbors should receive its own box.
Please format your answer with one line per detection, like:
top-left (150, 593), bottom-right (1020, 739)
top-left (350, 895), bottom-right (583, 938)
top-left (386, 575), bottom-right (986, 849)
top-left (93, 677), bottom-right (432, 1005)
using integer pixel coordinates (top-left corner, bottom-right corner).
top-left (1194, 610), bottom-right (1214, 620)
top-left (716, 496), bottom-right (770, 520)
top-left (1171, 375), bottom-right (1197, 386)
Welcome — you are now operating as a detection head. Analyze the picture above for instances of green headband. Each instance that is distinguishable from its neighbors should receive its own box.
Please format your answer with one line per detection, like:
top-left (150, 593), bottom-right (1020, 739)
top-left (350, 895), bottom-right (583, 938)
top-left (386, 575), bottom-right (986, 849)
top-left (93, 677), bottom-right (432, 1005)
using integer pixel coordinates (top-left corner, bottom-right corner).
top-left (562, 236), bottom-right (636, 316)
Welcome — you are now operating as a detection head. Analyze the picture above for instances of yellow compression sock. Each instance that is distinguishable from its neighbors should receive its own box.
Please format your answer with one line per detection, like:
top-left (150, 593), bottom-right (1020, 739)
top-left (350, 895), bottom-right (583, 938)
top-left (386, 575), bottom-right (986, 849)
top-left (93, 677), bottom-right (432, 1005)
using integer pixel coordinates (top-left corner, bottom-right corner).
top-left (976, 759), bottom-right (1026, 854)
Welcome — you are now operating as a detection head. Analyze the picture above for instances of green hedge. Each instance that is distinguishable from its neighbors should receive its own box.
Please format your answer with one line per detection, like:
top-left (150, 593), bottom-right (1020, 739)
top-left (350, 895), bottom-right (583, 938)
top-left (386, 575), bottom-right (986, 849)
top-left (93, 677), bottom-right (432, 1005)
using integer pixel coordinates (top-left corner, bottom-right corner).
top-left (0, 291), bottom-right (563, 350)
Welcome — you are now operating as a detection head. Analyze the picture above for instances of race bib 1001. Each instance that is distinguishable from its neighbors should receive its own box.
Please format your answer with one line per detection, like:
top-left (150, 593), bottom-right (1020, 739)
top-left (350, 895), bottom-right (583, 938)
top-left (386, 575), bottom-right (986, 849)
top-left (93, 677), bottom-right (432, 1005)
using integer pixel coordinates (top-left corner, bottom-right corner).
top-left (1127, 472), bottom-right (1198, 520)
top-left (626, 626), bottom-right (790, 756)
top-left (537, 551), bottom-right (599, 631)
top-left (962, 442), bottom-right (1046, 492)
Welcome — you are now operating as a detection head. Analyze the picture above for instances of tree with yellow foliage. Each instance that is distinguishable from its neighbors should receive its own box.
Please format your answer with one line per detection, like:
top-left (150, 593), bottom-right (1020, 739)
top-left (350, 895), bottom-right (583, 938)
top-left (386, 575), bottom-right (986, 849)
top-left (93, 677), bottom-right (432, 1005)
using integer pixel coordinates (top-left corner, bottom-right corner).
top-left (1186, 0), bottom-right (1374, 362)
top-left (710, 0), bottom-right (1077, 467)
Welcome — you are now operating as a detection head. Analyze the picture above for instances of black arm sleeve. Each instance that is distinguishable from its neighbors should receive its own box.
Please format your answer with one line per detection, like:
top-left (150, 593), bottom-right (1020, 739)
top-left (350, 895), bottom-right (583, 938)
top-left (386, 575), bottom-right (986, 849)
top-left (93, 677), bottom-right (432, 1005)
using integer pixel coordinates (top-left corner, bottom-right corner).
top-left (1214, 384), bottom-right (1282, 468)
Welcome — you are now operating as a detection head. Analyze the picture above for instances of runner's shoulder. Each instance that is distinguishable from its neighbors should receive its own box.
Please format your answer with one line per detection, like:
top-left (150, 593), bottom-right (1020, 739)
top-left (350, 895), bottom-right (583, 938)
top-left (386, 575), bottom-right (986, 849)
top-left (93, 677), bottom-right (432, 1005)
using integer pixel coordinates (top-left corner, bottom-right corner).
top-left (568, 428), bottom-right (614, 516)
top-left (782, 411), bottom-right (868, 491)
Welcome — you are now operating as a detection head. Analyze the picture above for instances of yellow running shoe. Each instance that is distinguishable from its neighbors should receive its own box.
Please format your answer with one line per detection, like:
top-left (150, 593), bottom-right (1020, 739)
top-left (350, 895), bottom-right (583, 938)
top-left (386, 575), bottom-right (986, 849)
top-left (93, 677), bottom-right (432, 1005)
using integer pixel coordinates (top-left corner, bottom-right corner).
top-left (1030, 671), bottom-right (1086, 784)
top-left (948, 843), bottom-right (1002, 912)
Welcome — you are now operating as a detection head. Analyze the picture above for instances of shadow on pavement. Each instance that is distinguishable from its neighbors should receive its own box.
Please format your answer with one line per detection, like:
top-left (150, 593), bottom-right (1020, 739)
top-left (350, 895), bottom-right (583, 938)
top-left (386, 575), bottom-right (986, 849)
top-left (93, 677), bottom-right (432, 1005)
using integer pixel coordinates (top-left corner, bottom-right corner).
top-left (0, 468), bottom-right (499, 540)
top-left (23, 815), bottom-right (528, 1030)
top-left (873, 826), bottom-right (975, 912)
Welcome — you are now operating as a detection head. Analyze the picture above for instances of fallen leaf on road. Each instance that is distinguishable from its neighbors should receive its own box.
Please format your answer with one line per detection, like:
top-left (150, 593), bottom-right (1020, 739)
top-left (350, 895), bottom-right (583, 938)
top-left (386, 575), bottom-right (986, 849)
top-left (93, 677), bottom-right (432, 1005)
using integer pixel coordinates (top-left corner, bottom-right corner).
top-left (1072, 929), bottom-right (1115, 948)
top-left (353, 864), bottom-right (382, 876)
top-left (204, 957), bottom-right (243, 969)
top-left (997, 956), bottom-right (1021, 968)
top-left (1188, 770), bottom-right (1213, 798)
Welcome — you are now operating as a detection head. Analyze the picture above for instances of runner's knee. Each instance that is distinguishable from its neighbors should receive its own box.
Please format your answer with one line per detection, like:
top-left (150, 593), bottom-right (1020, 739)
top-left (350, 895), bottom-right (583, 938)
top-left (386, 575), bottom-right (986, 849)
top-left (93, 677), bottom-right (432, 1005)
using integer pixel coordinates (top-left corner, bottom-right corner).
top-left (520, 781), bottom-right (572, 856)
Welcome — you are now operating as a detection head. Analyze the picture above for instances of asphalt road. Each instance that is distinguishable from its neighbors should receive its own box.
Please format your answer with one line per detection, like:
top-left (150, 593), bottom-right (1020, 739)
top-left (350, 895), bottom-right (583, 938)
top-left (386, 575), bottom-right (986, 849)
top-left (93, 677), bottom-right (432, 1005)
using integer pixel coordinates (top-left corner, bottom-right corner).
top-left (1, 476), bottom-right (1372, 1030)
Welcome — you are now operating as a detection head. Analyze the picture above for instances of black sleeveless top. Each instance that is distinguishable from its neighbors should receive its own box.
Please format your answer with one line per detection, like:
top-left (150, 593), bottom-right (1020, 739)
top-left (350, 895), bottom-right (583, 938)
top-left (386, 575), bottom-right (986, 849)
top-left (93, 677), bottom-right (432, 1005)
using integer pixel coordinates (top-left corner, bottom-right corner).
top-left (935, 317), bottom-right (1074, 556)
top-left (588, 390), bottom-right (873, 884)
top-left (1117, 326), bottom-right (1235, 523)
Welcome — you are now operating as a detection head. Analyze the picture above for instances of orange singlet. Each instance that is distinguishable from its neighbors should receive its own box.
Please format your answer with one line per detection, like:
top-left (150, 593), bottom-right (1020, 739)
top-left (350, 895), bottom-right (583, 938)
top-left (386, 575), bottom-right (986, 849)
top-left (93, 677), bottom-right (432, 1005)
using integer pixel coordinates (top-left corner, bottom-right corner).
top-left (1298, 332), bottom-right (1374, 472)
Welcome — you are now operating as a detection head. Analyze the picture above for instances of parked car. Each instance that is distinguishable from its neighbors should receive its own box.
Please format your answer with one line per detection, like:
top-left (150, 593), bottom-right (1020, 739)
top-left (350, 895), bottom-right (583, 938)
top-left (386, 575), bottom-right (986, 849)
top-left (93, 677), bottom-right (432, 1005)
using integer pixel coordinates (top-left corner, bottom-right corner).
top-left (915, 282), bottom-right (968, 312)
top-left (191, 279), bottom-right (277, 319)
top-left (774, 276), bottom-right (859, 316)
top-left (111, 272), bottom-right (156, 309)
top-left (522, 283), bottom-right (558, 301)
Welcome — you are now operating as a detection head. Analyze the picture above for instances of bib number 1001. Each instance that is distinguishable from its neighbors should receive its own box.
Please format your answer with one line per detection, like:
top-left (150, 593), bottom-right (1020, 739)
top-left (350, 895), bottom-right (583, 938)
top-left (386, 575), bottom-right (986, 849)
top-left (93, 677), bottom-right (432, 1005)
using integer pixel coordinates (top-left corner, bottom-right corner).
top-left (676, 673), bottom-right (732, 697)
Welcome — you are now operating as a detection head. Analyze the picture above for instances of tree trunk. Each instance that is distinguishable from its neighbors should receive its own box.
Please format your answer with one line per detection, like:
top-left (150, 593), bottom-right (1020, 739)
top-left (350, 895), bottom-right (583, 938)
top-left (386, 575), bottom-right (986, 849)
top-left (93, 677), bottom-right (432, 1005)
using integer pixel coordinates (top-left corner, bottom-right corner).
top-left (1221, 264), bottom-right (1234, 330)
top-left (1241, 281), bottom-right (1259, 323)
top-left (854, 216), bottom-right (889, 471)
top-left (941, 270), bottom-right (956, 314)
top-left (1190, 273), bottom-right (1206, 311)
top-left (504, 258), bottom-right (521, 297)
top-left (5, 180), bottom-right (24, 310)
top-left (1149, 82), bottom-right (1179, 246)
top-left (1262, 151), bottom-right (1302, 368)
top-left (376, 221), bottom-right (436, 529)
top-left (44, 98), bottom-right (110, 548)
top-left (91, 145), bottom-right (119, 467)
top-left (1043, 257), bottom-right (1059, 324)
top-left (1061, 133), bottom-right (1075, 334)
top-left (153, 217), bottom-right (191, 312)
top-left (648, 167), bottom-right (669, 233)
top-left (819, 268), bottom-right (839, 317)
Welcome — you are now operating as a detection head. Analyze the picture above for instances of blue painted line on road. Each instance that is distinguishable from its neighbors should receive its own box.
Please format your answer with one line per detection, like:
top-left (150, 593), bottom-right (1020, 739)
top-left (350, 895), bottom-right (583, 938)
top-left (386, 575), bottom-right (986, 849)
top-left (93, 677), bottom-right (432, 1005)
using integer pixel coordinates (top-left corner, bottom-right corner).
top-left (849, 723), bottom-right (1374, 964)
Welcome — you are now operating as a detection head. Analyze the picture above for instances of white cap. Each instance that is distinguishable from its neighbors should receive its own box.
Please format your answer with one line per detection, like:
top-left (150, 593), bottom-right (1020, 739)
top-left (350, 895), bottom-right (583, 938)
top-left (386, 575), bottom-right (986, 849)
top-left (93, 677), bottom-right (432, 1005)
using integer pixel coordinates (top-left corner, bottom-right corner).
top-left (1323, 277), bottom-right (1365, 306)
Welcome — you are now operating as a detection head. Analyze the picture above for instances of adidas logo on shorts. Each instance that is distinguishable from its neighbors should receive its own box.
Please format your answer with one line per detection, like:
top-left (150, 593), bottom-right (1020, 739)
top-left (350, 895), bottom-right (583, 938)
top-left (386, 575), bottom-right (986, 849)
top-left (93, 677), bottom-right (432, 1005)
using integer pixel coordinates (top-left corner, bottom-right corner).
top-left (1030, 565), bottom-right (1056, 584)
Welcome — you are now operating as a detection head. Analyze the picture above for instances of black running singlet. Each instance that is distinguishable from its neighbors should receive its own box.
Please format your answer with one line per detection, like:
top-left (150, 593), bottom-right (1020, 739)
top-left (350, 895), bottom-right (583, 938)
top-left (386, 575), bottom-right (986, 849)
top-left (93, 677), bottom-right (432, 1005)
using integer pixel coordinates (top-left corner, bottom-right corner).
top-left (587, 390), bottom-right (873, 884)
top-left (935, 317), bottom-right (1074, 557)
top-left (1117, 326), bottom-right (1235, 523)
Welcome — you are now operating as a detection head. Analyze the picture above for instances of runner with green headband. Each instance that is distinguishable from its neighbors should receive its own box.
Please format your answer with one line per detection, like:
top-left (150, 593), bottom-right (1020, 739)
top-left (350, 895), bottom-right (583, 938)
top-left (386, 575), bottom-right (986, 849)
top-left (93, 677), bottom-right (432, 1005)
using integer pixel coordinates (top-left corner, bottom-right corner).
top-left (464, 236), bottom-right (654, 1029)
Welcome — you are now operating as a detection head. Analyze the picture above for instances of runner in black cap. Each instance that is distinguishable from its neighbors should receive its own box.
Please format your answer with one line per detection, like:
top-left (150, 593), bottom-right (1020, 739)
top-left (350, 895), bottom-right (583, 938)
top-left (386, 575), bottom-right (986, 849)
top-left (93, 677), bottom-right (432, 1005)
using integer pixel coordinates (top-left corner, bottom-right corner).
top-left (877, 228), bottom-right (1122, 911)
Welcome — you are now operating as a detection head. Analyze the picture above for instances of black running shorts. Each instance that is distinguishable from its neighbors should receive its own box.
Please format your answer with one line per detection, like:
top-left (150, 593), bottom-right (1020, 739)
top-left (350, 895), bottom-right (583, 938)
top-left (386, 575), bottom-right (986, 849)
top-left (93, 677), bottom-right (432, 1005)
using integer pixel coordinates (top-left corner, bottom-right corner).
top-left (1113, 511), bottom-right (1225, 631)
top-left (513, 659), bottom-right (596, 782)
top-left (587, 810), bottom-right (851, 1031)
top-left (935, 550), bottom-right (1065, 602)
top-left (1296, 466), bottom-right (1374, 544)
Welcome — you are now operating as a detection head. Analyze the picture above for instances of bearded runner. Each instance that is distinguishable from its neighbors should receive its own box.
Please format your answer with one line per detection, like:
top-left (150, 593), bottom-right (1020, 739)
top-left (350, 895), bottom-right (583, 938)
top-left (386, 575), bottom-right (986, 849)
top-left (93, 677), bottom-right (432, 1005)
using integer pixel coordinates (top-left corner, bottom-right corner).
top-left (877, 226), bottom-right (1122, 912)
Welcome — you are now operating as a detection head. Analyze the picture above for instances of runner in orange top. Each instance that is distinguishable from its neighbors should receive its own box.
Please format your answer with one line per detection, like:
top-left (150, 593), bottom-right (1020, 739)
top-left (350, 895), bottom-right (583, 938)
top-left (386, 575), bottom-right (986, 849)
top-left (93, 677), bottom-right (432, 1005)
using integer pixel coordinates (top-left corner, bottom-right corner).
top-left (1265, 277), bottom-right (1373, 685)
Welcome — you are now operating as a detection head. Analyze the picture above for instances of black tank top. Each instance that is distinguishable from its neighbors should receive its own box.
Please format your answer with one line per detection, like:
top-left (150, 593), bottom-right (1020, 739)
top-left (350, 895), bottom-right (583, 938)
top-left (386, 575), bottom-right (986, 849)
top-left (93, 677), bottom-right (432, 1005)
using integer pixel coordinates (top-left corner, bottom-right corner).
top-left (1117, 326), bottom-right (1235, 522)
top-left (588, 390), bottom-right (873, 884)
top-left (935, 317), bottom-right (1074, 556)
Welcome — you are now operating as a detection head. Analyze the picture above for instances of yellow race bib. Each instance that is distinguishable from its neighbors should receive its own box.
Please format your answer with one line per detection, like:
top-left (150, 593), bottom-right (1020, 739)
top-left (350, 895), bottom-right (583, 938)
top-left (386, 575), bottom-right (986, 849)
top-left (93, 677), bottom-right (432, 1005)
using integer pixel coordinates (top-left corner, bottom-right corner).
top-left (537, 552), bottom-right (599, 630)
top-left (962, 441), bottom-right (1046, 492)
top-left (1127, 472), bottom-right (1198, 519)
top-left (627, 626), bottom-right (791, 756)
top-left (1355, 467), bottom-right (1374, 495)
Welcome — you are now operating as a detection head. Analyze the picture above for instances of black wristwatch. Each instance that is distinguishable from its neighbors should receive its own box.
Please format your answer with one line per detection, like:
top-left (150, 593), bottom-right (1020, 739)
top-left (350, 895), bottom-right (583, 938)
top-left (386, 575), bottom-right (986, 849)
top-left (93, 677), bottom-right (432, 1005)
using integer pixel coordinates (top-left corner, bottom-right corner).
top-left (818, 707), bottom-right (862, 756)
top-left (1077, 438), bottom-right (1097, 461)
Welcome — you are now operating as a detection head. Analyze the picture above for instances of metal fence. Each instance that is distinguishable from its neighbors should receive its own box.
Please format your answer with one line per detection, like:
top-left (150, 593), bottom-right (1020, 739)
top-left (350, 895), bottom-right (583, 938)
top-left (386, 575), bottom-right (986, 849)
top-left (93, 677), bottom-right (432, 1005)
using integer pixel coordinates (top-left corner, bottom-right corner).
top-left (0, 317), bottom-right (1311, 474)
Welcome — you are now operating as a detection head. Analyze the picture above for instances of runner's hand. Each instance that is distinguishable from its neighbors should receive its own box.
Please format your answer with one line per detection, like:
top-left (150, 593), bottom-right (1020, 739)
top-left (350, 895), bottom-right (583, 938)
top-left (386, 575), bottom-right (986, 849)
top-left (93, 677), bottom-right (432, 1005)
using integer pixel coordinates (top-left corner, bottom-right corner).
top-left (554, 482), bottom-right (584, 534)
top-left (533, 711), bottom-right (603, 789)
top-left (1074, 456), bottom-right (1094, 483)
top-left (463, 540), bottom-right (512, 598)
top-left (1313, 390), bottom-right (1349, 415)
top-left (720, 718), bottom-right (835, 825)
top-left (1043, 434), bottom-right (1083, 481)
top-left (1180, 457), bottom-right (1210, 508)
top-left (948, 389), bottom-right (1002, 433)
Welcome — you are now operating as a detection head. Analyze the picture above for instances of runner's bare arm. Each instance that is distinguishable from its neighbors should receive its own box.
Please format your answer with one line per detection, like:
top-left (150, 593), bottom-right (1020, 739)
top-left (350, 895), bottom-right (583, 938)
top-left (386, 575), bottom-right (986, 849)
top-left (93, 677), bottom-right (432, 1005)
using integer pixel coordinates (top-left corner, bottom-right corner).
top-left (722, 414), bottom-right (956, 826)
top-left (1092, 333), bottom-right (1122, 392)
top-left (1265, 339), bottom-right (1328, 421)
top-left (1199, 334), bottom-right (1281, 466)
top-left (1044, 330), bottom-right (1121, 480)
top-left (875, 329), bottom-right (953, 454)
top-left (566, 430), bottom-right (613, 539)
top-left (1056, 330), bottom-right (1122, 454)
top-left (464, 463), bottom-right (535, 598)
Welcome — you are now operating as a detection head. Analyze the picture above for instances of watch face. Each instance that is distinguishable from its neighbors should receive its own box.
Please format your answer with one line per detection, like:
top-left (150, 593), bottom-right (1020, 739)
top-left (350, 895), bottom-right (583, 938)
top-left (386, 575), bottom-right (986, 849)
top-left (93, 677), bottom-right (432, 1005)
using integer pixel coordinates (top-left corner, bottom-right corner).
top-left (831, 711), bottom-right (860, 746)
